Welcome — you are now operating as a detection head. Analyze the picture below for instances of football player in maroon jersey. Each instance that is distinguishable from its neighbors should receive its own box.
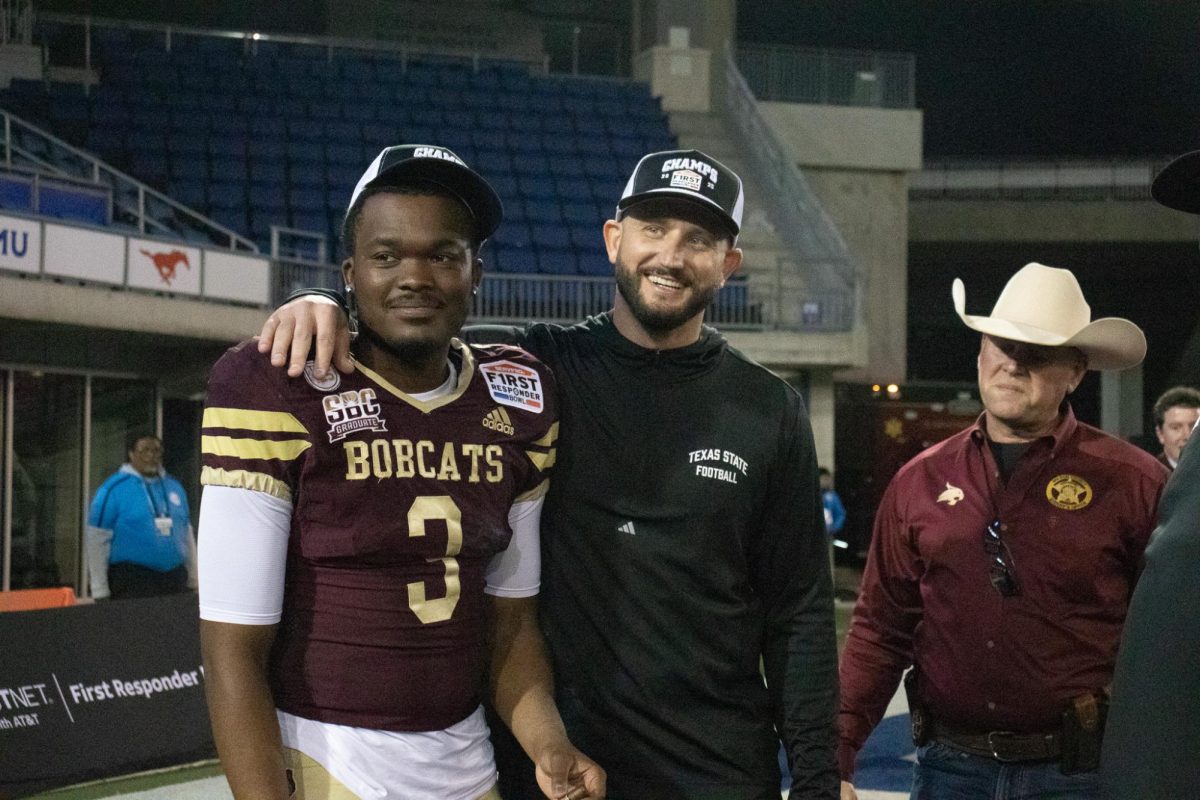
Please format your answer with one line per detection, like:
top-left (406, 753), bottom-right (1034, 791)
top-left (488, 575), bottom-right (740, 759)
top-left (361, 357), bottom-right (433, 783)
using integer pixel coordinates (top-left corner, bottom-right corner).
top-left (198, 146), bottom-right (604, 800)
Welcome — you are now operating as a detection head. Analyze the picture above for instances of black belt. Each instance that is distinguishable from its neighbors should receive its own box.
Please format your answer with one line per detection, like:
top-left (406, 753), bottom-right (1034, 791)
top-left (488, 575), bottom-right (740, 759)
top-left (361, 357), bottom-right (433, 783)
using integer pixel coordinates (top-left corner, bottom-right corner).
top-left (931, 721), bottom-right (1061, 762)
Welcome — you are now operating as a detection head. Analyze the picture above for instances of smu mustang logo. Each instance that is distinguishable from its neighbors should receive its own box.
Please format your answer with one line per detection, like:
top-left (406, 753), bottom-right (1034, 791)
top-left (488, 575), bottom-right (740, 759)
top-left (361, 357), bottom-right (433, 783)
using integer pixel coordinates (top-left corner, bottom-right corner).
top-left (139, 249), bottom-right (191, 286)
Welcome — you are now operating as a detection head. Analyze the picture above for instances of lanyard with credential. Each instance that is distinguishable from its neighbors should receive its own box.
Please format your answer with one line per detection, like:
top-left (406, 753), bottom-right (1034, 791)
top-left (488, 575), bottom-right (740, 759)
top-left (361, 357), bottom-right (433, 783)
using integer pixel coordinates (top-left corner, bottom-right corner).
top-left (142, 478), bottom-right (170, 522)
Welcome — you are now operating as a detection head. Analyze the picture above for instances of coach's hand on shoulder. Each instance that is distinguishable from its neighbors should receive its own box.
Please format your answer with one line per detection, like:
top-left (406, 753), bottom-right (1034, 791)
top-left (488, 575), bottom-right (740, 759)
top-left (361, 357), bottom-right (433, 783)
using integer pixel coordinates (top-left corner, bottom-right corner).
top-left (841, 779), bottom-right (859, 800)
top-left (257, 295), bottom-right (353, 379)
top-left (534, 741), bottom-right (606, 799)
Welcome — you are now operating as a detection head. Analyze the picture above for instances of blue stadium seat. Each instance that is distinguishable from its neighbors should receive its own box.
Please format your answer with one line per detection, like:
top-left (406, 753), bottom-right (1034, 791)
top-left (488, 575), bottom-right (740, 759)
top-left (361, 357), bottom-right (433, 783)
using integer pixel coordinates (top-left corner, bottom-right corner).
top-left (519, 176), bottom-right (557, 200)
top-left (325, 143), bottom-right (360, 166)
top-left (541, 132), bottom-right (576, 155)
top-left (249, 181), bottom-right (285, 208)
top-left (287, 119), bottom-right (325, 142)
top-left (512, 154), bottom-right (550, 175)
top-left (492, 243), bottom-right (536, 273)
top-left (510, 132), bottom-right (551, 156)
top-left (0, 172), bottom-right (34, 212)
top-left (39, 180), bottom-right (110, 226)
top-left (547, 155), bottom-right (586, 177)
top-left (524, 198), bottom-right (561, 222)
top-left (250, 117), bottom-right (287, 139)
top-left (289, 165), bottom-right (326, 188)
top-left (210, 155), bottom-right (249, 183)
top-left (211, 116), bottom-right (250, 136)
top-left (129, 153), bottom-right (168, 185)
top-left (169, 157), bottom-right (207, 180)
top-left (86, 128), bottom-right (126, 156)
top-left (324, 121), bottom-right (360, 142)
top-left (537, 249), bottom-right (577, 275)
top-left (494, 221), bottom-right (532, 248)
top-left (341, 103), bottom-right (376, 122)
top-left (289, 186), bottom-right (325, 211)
top-left (530, 224), bottom-right (570, 250)
top-left (562, 202), bottom-right (600, 225)
top-left (327, 164), bottom-right (361, 190)
top-left (568, 223), bottom-right (598, 249)
top-left (209, 182), bottom-right (246, 209)
top-left (209, 136), bottom-right (246, 159)
top-left (286, 141), bottom-right (324, 165)
top-left (577, 252), bottom-right (613, 276)
top-left (248, 160), bottom-right (287, 185)
top-left (339, 59), bottom-right (375, 83)
top-left (509, 114), bottom-right (541, 134)
top-left (248, 139), bottom-right (287, 162)
top-left (168, 179), bottom-right (207, 208)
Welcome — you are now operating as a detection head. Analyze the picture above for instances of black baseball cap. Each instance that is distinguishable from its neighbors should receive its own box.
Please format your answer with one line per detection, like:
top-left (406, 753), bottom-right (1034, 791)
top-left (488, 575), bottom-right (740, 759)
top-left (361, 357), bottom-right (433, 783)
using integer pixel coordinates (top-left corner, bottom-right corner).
top-left (347, 145), bottom-right (504, 240)
top-left (1151, 150), bottom-right (1200, 213)
top-left (616, 149), bottom-right (744, 240)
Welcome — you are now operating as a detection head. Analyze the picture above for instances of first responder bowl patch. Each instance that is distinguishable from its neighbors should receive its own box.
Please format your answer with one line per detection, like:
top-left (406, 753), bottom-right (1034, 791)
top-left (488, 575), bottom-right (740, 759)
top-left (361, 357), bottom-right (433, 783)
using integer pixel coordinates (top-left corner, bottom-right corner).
top-left (479, 360), bottom-right (544, 414)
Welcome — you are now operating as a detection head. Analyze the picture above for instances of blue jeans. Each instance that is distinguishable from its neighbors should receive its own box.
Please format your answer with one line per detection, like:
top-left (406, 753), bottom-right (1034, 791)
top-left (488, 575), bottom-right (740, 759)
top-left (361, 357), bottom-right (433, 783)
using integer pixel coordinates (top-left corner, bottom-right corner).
top-left (911, 741), bottom-right (1101, 800)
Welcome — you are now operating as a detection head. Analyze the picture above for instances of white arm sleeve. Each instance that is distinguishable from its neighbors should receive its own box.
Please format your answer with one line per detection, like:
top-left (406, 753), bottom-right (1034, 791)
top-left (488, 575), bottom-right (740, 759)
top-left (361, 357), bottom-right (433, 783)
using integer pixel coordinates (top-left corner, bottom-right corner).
top-left (85, 526), bottom-right (113, 600)
top-left (198, 485), bottom-right (291, 624)
top-left (484, 496), bottom-right (542, 598)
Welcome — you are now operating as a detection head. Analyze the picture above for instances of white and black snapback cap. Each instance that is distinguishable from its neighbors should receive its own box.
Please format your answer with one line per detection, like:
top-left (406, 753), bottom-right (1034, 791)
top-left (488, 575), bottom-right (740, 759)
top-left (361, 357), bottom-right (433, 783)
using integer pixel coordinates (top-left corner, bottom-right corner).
top-left (616, 149), bottom-right (744, 239)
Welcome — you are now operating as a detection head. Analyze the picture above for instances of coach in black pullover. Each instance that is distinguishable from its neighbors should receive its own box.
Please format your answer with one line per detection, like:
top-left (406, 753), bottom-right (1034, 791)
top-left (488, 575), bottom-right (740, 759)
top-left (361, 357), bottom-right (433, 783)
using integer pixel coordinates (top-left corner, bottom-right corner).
top-left (263, 149), bottom-right (839, 799)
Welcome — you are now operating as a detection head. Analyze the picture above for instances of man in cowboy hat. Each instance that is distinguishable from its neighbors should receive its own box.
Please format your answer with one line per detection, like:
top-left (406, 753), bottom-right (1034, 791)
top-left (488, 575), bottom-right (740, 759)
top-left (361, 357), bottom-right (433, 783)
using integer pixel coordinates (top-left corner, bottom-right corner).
top-left (837, 263), bottom-right (1167, 800)
top-left (1101, 154), bottom-right (1200, 798)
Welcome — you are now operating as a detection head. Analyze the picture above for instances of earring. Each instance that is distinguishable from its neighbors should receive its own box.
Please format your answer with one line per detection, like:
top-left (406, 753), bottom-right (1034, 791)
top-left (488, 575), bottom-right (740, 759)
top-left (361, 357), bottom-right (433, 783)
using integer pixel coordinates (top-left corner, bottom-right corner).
top-left (345, 285), bottom-right (360, 340)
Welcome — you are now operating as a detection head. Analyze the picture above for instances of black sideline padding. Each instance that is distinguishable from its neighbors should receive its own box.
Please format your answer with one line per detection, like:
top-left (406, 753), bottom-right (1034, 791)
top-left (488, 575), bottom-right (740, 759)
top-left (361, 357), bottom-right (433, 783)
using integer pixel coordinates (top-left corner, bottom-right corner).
top-left (0, 593), bottom-right (215, 797)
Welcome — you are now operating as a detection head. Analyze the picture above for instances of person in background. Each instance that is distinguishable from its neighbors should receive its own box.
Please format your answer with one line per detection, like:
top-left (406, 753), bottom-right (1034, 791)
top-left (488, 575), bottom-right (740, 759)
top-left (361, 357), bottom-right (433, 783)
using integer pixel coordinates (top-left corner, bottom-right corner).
top-left (86, 433), bottom-right (196, 599)
top-left (1101, 149), bottom-right (1200, 799)
top-left (839, 262), bottom-right (1166, 800)
top-left (819, 466), bottom-right (847, 550)
top-left (1150, 385), bottom-right (1200, 470)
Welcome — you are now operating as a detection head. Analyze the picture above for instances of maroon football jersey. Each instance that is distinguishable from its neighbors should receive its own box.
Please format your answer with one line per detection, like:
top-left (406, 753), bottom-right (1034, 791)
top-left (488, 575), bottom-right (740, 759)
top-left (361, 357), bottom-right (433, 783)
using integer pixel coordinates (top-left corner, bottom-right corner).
top-left (201, 339), bottom-right (558, 731)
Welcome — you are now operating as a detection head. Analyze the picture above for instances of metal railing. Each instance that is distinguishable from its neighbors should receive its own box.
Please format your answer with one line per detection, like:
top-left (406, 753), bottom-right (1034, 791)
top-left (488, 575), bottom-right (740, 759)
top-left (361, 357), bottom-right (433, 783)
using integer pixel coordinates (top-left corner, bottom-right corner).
top-left (271, 261), bottom-right (767, 330)
top-left (718, 44), bottom-right (860, 332)
top-left (35, 11), bottom-right (549, 76)
top-left (1, 0), bottom-right (31, 46)
top-left (0, 109), bottom-right (257, 250)
top-left (735, 43), bottom-right (915, 109)
top-left (912, 159), bottom-right (1171, 202)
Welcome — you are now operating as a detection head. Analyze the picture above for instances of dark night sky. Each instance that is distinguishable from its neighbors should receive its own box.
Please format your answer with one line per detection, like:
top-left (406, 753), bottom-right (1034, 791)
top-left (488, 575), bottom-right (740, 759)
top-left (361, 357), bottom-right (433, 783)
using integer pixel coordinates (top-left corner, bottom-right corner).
top-left (737, 1), bottom-right (1200, 159)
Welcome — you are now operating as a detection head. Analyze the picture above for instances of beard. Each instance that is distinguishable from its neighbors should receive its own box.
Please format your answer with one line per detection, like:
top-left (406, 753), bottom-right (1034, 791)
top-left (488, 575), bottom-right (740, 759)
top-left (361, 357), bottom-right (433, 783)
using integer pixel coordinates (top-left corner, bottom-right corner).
top-left (354, 318), bottom-right (446, 364)
top-left (614, 260), bottom-right (719, 334)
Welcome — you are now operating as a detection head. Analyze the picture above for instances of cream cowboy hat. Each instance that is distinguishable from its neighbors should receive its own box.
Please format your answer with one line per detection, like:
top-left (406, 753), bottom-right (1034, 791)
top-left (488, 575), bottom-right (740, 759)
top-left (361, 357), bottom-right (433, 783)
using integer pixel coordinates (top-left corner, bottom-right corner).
top-left (952, 262), bottom-right (1146, 371)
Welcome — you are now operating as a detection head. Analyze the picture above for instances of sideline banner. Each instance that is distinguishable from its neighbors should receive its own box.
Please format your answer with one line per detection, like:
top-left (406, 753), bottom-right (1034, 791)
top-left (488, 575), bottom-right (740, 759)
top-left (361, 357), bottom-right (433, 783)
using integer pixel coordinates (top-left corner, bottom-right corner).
top-left (0, 593), bottom-right (215, 798)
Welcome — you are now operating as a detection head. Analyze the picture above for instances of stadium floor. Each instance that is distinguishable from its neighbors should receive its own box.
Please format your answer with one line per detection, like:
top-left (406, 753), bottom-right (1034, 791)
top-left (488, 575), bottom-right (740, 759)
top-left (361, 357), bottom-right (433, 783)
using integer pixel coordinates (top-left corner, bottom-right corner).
top-left (35, 591), bottom-right (924, 799)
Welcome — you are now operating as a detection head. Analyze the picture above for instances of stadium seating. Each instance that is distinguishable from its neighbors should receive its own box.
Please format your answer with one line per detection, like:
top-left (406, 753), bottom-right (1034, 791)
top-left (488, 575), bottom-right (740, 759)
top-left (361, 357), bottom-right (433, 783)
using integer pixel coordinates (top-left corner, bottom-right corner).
top-left (1, 26), bottom-right (677, 279)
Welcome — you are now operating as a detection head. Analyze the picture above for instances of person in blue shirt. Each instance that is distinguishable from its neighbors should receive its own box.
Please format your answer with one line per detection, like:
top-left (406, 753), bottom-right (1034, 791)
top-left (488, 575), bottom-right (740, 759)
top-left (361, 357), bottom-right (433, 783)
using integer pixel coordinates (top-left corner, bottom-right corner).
top-left (819, 467), bottom-right (846, 547)
top-left (86, 433), bottom-right (196, 599)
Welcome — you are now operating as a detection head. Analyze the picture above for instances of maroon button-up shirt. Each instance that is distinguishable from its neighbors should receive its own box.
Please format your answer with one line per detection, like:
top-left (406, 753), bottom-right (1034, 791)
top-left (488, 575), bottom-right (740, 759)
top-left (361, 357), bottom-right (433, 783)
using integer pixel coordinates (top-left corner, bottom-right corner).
top-left (838, 406), bottom-right (1167, 779)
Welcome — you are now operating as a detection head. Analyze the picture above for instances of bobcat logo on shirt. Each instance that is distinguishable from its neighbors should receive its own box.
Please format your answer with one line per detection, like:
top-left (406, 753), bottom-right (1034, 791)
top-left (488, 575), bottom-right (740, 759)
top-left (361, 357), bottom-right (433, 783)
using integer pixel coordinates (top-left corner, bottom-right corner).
top-left (937, 482), bottom-right (965, 506)
top-left (323, 388), bottom-right (386, 442)
top-left (1046, 474), bottom-right (1092, 510)
top-left (482, 407), bottom-right (515, 436)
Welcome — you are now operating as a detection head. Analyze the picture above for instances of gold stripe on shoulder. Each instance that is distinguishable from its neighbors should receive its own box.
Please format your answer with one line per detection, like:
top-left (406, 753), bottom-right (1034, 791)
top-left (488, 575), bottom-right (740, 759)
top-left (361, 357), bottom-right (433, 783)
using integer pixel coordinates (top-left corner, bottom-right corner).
top-left (203, 407), bottom-right (308, 434)
top-left (526, 447), bottom-right (557, 471)
top-left (202, 435), bottom-right (311, 461)
top-left (532, 422), bottom-right (559, 447)
top-left (514, 478), bottom-right (549, 504)
top-left (201, 466), bottom-right (293, 502)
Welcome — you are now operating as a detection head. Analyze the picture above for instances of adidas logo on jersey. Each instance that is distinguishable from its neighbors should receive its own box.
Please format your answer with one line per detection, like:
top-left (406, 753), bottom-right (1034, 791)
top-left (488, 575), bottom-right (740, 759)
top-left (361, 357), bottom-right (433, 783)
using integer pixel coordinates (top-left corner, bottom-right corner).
top-left (482, 407), bottom-right (515, 436)
top-left (618, 521), bottom-right (636, 535)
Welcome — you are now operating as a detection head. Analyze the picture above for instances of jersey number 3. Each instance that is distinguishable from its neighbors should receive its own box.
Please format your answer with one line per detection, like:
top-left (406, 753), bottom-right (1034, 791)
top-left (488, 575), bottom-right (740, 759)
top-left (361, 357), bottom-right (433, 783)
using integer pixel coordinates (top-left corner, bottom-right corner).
top-left (406, 495), bottom-right (462, 624)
